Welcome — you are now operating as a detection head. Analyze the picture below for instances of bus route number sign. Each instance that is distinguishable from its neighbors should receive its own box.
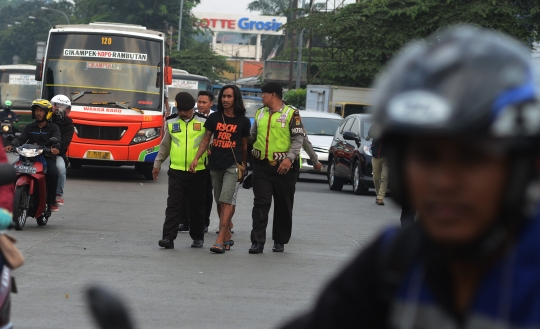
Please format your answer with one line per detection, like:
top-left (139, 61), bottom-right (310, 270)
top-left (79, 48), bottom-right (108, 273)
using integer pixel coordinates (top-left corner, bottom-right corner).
top-left (101, 37), bottom-right (112, 45)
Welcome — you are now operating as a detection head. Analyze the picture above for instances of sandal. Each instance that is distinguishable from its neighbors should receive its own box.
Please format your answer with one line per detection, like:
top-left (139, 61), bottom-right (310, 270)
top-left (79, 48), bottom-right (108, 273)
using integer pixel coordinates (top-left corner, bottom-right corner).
top-left (224, 240), bottom-right (234, 251)
top-left (210, 243), bottom-right (225, 254)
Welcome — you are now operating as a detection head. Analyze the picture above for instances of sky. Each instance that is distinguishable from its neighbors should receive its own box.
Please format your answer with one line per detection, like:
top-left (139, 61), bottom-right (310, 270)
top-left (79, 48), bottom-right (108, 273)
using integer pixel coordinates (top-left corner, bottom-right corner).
top-left (193, 0), bottom-right (357, 16)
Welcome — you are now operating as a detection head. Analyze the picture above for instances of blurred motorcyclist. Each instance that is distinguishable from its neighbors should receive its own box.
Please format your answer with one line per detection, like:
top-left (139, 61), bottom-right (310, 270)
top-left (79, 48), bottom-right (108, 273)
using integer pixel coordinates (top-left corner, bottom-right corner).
top-left (0, 100), bottom-right (19, 124)
top-left (4, 99), bottom-right (61, 212)
top-left (50, 95), bottom-right (74, 208)
top-left (281, 26), bottom-right (540, 329)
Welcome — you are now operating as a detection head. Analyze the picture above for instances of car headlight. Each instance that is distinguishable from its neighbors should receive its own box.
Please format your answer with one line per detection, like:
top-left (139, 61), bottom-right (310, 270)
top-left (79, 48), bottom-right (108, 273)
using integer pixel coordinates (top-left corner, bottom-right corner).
top-left (16, 147), bottom-right (43, 157)
top-left (131, 128), bottom-right (161, 144)
top-left (363, 145), bottom-right (372, 156)
top-left (2, 125), bottom-right (9, 132)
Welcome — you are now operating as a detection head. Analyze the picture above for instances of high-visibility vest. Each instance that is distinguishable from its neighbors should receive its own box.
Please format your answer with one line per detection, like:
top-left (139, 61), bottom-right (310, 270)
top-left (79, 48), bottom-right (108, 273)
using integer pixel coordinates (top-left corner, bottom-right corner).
top-left (167, 115), bottom-right (207, 171)
top-left (253, 105), bottom-right (295, 161)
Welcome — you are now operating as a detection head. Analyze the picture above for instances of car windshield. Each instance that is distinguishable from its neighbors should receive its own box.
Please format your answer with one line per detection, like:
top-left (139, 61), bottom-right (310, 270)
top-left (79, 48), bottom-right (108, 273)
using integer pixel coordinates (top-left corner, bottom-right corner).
top-left (303, 117), bottom-right (342, 136)
top-left (42, 33), bottom-right (162, 111)
top-left (244, 98), bottom-right (263, 118)
top-left (362, 119), bottom-right (373, 139)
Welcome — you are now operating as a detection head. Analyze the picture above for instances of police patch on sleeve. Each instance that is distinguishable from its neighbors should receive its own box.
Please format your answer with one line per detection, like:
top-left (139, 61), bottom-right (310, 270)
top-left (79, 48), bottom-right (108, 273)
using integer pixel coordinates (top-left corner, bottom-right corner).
top-left (290, 110), bottom-right (304, 136)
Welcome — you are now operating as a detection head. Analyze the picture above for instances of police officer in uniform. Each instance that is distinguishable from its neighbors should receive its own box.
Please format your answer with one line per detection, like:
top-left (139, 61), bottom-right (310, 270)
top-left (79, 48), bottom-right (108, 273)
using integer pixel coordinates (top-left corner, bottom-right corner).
top-left (249, 82), bottom-right (304, 254)
top-left (153, 92), bottom-right (207, 249)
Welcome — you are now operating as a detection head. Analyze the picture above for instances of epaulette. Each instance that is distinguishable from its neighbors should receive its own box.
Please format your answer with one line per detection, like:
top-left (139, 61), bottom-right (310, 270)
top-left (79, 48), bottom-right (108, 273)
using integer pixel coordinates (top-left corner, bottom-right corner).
top-left (194, 111), bottom-right (208, 119)
top-left (165, 113), bottom-right (178, 120)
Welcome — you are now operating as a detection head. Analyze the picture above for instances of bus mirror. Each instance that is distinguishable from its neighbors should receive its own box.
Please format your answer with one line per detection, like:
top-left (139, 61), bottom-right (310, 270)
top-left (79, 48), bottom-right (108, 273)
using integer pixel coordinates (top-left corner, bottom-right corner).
top-left (164, 66), bottom-right (173, 85)
top-left (35, 58), bottom-right (43, 81)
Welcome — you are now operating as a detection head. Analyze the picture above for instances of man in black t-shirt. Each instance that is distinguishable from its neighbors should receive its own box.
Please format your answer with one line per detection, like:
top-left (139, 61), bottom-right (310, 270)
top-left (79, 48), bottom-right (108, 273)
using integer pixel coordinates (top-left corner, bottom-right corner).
top-left (190, 85), bottom-right (251, 253)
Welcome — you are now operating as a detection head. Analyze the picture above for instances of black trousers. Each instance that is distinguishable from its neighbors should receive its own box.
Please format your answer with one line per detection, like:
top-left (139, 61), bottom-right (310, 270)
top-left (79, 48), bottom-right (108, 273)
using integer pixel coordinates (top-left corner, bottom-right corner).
top-left (45, 157), bottom-right (58, 206)
top-left (180, 172), bottom-right (213, 227)
top-left (162, 169), bottom-right (206, 241)
top-left (251, 161), bottom-right (298, 245)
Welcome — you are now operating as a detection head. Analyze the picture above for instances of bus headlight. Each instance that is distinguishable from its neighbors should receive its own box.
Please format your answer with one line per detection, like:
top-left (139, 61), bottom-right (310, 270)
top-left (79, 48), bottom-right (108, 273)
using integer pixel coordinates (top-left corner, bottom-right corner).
top-left (131, 128), bottom-right (160, 144)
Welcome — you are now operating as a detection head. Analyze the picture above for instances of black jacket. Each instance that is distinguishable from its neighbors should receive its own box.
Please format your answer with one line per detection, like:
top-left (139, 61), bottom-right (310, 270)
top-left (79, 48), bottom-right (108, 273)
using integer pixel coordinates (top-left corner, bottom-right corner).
top-left (14, 121), bottom-right (61, 159)
top-left (0, 109), bottom-right (18, 123)
top-left (56, 117), bottom-right (74, 156)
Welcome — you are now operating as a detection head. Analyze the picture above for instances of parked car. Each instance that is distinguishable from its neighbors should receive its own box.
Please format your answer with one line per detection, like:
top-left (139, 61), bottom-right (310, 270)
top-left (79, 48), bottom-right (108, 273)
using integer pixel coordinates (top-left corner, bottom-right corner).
top-left (327, 114), bottom-right (374, 194)
top-left (299, 111), bottom-right (343, 176)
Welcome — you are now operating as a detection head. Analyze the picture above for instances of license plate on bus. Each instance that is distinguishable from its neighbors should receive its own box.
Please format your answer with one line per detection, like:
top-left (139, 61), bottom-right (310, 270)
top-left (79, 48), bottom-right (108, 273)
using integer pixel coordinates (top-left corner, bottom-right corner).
top-left (14, 165), bottom-right (36, 174)
top-left (86, 151), bottom-right (111, 160)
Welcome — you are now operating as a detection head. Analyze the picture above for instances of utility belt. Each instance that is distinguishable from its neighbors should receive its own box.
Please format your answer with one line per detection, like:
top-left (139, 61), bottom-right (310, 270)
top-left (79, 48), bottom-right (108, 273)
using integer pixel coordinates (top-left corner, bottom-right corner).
top-left (252, 149), bottom-right (288, 167)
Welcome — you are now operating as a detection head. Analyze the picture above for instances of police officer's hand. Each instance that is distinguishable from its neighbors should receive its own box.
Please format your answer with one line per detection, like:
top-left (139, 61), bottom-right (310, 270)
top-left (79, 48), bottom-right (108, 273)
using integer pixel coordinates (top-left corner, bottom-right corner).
top-left (189, 159), bottom-right (198, 173)
top-left (152, 167), bottom-right (160, 181)
top-left (314, 161), bottom-right (322, 171)
top-left (51, 147), bottom-right (59, 155)
top-left (278, 158), bottom-right (293, 175)
top-left (3, 145), bottom-right (12, 153)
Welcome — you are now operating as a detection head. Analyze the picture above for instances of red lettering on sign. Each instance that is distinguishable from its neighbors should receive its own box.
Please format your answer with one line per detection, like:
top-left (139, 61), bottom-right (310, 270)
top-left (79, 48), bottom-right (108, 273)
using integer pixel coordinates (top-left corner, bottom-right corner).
top-left (228, 20), bottom-right (235, 29)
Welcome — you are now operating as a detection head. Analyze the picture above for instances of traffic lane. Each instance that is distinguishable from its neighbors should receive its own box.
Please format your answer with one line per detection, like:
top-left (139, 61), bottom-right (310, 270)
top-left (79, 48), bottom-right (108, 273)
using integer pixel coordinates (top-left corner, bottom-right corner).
top-left (9, 162), bottom-right (401, 329)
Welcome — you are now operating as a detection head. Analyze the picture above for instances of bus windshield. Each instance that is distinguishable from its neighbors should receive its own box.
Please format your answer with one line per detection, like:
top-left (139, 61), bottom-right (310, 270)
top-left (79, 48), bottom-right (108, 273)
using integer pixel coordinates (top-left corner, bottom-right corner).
top-left (42, 33), bottom-right (162, 111)
top-left (0, 72), bottom-right (39, 109)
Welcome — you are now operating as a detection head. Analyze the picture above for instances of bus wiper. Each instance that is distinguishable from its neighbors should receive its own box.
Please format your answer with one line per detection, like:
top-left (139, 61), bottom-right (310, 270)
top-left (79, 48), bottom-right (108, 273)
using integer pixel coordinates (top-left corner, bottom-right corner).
top-left (71, 91), bottom-right (111, 102)
top-left (91, 102), bottom-right (144, 114)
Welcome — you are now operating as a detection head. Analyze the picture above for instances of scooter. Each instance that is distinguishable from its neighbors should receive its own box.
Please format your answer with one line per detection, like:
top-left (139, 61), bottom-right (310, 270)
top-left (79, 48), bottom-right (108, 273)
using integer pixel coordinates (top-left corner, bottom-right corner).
top-left (1, 120), bottom-right (15, 148)
top-left (10, 137), bottom-right (59, 230)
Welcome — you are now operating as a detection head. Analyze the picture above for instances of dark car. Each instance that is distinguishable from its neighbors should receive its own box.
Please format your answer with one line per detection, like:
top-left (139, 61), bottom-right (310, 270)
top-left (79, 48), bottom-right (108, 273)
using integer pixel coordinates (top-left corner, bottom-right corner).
top-left (327, 114), bottom-right (374, 194)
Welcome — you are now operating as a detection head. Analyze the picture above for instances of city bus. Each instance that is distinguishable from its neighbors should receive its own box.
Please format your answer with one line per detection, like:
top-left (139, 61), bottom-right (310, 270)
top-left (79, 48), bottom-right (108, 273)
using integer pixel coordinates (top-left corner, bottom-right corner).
top-left (0, 64), bottom-right (40, 129)
top-left (167, 69), bottom-right (211, 111)
top-left (36, 23), bottom-right (172, 179)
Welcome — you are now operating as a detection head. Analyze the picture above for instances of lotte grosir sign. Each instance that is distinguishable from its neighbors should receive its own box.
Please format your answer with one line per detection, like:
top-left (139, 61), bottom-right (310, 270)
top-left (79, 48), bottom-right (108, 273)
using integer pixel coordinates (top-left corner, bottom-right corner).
top-left (193, 12), bottom-right (287, 35)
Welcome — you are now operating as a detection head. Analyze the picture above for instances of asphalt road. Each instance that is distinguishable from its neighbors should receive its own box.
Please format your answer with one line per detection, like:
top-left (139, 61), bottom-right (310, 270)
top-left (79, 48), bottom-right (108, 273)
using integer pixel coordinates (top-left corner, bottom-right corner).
top-left (7, 157), bottom-right (401, 329)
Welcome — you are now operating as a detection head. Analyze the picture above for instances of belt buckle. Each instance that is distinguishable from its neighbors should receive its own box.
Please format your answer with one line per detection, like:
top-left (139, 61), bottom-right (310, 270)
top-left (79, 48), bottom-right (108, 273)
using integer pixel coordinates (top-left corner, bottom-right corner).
top-left (269, 160), bottom-right (277, 166)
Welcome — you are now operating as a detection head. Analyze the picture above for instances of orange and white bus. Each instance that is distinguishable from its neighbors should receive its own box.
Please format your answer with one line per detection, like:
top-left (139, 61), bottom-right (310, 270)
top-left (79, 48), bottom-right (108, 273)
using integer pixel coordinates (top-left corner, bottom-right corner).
top-left (36, 22), bottom-right (172, 179)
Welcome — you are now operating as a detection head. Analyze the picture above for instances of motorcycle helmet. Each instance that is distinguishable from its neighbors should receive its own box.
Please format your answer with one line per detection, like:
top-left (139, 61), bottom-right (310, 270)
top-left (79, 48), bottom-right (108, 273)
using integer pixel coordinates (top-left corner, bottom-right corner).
top-left (31, 99), bottom-right (53, 120)
top-left (3, 100), bottom-right (11, 112)
top-left (51, 94), bottom-right (71, 123)
top-left (371, 25), bottom-right (540, 258)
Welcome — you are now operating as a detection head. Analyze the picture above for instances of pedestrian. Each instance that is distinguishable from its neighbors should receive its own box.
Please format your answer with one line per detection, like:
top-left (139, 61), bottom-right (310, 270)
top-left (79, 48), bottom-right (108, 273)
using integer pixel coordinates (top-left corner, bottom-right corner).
top-left (248, 82), bottom-right (304, 254)
top-left (367, 123), bottom-right (388, 205)
top-left (153, 92), bottom-right (208, 250)
top-left (178, 90), bottom-right (216, 234)
top-left (50, 95), bottom-right (74, 208)
top-left (190, 85), bottom-right (250, 254)
top-left (280, 26), bottom-right (540, 328)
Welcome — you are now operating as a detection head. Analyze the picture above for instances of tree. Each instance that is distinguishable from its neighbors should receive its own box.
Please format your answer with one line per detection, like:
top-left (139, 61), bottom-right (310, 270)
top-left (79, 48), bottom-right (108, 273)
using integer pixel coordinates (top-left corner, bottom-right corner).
top-left (284, 88), bottom-right (306, 108)
top-left (285, 0), bottom-right (540, 87)
top-left (169, 43), bottom-right (234, 82)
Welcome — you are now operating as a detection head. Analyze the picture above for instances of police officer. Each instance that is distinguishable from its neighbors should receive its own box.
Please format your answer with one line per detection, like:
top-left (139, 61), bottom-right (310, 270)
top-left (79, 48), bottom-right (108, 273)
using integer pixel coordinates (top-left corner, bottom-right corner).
top-left (249, 82), bottom-right (304, 254)
top-left (153, 92), bottom-right (207, 249)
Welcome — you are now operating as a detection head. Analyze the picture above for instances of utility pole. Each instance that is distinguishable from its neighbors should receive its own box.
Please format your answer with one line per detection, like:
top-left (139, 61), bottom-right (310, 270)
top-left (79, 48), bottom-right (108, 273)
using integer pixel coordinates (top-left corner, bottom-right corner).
top-left (169, 26), bottom-right (173, 54)
top-left (177, 0), bottom-right (185, 51)
top-left (288, 0), bottom-right (298, 90)
top-left (295, 0), bottom-right (306, 89)
top-left (307, 0), bottom-right (313, 83)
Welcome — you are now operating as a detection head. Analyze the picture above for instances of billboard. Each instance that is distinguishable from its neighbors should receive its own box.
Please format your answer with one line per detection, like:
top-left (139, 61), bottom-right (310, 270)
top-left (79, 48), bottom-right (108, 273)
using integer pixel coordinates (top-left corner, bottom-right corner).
top-left (263, 60), bottom-right (307, 84)
top-left (193, 12), bottom-right (287, 36)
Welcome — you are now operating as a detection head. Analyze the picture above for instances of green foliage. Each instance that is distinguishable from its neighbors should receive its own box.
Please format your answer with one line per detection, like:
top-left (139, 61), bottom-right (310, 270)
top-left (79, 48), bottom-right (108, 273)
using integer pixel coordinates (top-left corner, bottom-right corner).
top-left (285, 0), bottom-right (540, 87)
top-left (284, 88), bottom-right (306, 108)
top-left (169, 43), bottom-right (235, 82)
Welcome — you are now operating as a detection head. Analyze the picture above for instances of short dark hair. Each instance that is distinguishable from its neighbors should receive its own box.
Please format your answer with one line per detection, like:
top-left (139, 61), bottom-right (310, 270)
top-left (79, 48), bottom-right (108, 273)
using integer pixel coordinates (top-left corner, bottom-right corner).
top-left (217, 85), bottom-right (246, 116)
top-left (198, 90), bottom-right (214, 102)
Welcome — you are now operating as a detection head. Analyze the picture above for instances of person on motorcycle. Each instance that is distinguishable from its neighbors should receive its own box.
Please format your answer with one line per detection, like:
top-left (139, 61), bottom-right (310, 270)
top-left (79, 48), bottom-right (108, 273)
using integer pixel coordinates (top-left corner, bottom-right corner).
top-left (0, 100), bottom-right (18, 124)
top-left (50, 95), bottom-right (74, 208)
top-left (4, 99), bottom-right (61, 212)
top-left (280, 26), bottom-right (540, 328)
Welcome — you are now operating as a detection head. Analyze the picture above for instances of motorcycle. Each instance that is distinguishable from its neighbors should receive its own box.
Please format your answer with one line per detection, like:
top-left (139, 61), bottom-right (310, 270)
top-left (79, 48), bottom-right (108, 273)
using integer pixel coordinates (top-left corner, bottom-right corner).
top-left (1, 120), bottom-right (15, 148)
top-left (10, 137), bottom-right (59, 230)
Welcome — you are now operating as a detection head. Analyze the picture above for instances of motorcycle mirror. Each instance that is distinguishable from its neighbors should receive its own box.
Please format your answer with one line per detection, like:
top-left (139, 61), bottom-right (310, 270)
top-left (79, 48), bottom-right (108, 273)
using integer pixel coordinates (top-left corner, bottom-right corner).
top-left (0, 164), bottom-right (16, 185)
top-left (86, 285), bottom-right (135, 329)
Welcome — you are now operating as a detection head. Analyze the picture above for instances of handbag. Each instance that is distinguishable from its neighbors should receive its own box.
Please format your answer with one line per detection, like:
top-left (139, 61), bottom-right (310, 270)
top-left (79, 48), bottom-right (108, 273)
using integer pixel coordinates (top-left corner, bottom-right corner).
top-left (0, 234), bottom-right (24, 269)
top-left (222, 113), bottom-right (245, 180)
